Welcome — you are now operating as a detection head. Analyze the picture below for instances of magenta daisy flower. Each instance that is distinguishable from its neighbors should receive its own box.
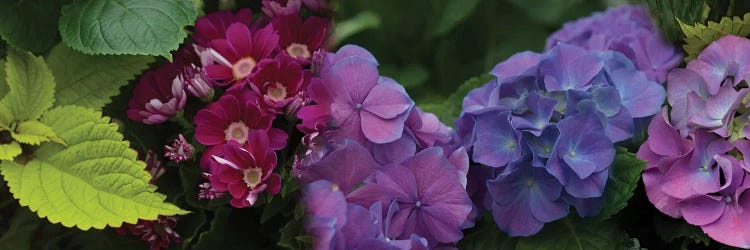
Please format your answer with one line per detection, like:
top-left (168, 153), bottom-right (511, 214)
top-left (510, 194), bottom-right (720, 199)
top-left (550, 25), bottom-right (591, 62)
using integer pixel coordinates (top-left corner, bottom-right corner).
top-left (272, 13), bottom-right (330, 64)
top-left (204, 23), bottom-right (279, 86)
top-left (127, 63), bottom-right (187, 124)
top-left (208, 131), bottom-right (282, 207)
top-left (249, 53), bottom-right (308, 112)
top-left (194, 88), bottom-right (274, 146)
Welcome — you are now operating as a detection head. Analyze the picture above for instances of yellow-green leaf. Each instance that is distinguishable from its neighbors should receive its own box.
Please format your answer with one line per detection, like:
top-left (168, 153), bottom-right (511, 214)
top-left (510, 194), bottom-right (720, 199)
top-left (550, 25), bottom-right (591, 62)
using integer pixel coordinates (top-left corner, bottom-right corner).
top-left (0, 141), bottom-right (21, 161)
top-left (1, 105), bottom-right (187, 230)
top-left (0, 48), bottom-right (55, 121)
top-left (679, 13), bottom-right (750, 62)
top-left (11, 120), bottom-right (63, 146)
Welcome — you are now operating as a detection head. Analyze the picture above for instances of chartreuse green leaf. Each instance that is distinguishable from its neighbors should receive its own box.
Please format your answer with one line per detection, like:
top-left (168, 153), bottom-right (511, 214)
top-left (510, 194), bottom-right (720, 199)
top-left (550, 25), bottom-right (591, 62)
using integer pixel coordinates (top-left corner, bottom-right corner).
top-left (590, 148), bottom-right (646, 221)
top-left (421, 74), bottom-right (494, 123)
top-left (46, 44), bottom-right (155, 110)
top-left (515, 216), bottom-right (631, 250)
top-left (10, 120), bottom-right (64, 146)
top-left (0, 105), bottom-right (188, 230)
top-left (679, 13), bottom-right (750, 62)
top-left (0, 47), bottom-right (55, 122)
top-left (59, 0), bottom-right (198, 60)
top-left (0, 141), bottom-right (21, 161)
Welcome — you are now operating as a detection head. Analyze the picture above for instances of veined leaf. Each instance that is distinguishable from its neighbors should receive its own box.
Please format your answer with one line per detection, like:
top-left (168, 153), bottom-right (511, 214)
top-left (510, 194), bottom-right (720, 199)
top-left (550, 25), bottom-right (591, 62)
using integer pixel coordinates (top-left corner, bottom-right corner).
top-left (11, 120), bottom-right (64, 146)
top-left (0, 141), bottom-right (21, 161)
top-left (0, 0), bottom-right (63, 53)
top-left (515, 216), bottom-right (631, 250)
top-left (59, 0), bottom-right (198, 60)
top-left (679, 13), bottom-right (750, 62)
top-left (645, 0), bottom-right (707, 43)
top-left (0, 48), bottom-right (55, 122)
top-left (590, 149), bottom-right (646, 221)
top-left (1, 105), bottom-right (188, 230)
top-left (46, 44), bottom-right (155, 110)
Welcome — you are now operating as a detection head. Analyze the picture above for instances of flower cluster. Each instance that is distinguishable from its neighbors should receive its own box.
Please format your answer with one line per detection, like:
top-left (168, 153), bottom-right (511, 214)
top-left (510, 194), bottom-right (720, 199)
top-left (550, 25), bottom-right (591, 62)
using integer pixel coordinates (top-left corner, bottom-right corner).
top-left (545, 5), bottom-right (682, 83)
top-left (294, 45), bottom-right (473, 248)
top-left (638, 35), bottom-right (750, 248)
top-left (123, 5), bottom-right (333, 249)
top-left (457, 43), bottom-right (665, 236)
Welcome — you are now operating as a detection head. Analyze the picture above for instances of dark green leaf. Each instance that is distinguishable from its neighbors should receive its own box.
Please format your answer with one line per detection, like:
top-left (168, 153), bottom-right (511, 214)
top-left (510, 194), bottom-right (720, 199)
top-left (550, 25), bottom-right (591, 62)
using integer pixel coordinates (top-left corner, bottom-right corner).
top-left (590, 149), bottom-right (646, 221)
top-left (332, 11), bottom-right (381, 45)
top-left (59, 0), bottom-right (197, 60)
top-left (516, 216), bottom-right (631, 250)
top-left (0, 0), bottom-right (64, 53)
top-left (457, 214), bottom-right (517, 250)
top-left (427, 0), bottom-right (482, 38)
top-left (645, 0), bottom-right (708, 42)
top-left (653, 215), bottom-right (711, 247)
top-left (278, 217), bottom-right (308, 250)
top-left (0, 208), bottom-right (41, 249)
top-left (506, 0), bottom-right (604, 25)
top-left (420, 74), bottom-right (494, 123)
top-left (192, 207), bottom-right (231, 250)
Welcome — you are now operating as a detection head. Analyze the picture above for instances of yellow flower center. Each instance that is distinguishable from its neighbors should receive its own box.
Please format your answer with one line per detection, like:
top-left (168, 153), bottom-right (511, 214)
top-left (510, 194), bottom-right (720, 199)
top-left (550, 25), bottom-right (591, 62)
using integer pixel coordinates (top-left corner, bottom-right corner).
top-left (243, 168), bottom-right (263, 188)
top-left (266, 82), bottom-right (288, 102)
top-left (232, 57), bottom-right (257, 80)
top-left (285, 43), bottom-right (311, 59)
top-left (225, 121), bottom-right (250, 144)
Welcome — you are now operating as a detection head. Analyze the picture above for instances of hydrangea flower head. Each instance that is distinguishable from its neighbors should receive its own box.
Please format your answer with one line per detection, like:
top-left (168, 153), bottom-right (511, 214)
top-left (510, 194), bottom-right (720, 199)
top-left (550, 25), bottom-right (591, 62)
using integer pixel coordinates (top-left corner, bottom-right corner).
top-left (298, 45), bottom-right (414, 144)
top-left (458, 43), bottom-right (665, 235)
top-left (127, 63), bottom-right (187, 124)
top-left (545, 5), bottom-right (682, 83)
top-left (204, 23), bottom-right (279, 86)
top-left (208, 131), bottom-right (281, 207)
top-left (638, 35), bottom-right (750, 249)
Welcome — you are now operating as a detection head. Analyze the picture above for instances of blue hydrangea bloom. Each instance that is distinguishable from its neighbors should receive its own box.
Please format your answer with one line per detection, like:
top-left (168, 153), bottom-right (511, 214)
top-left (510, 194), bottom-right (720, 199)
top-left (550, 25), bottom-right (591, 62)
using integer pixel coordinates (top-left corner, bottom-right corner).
top-left (457, 42), bottom-right (665, 236)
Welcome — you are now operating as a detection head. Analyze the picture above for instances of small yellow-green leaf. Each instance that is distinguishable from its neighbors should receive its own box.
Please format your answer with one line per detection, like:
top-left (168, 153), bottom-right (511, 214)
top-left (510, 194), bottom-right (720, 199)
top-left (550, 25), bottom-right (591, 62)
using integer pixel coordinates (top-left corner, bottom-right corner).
top-left (679, 13), bottom-right (750, 62)
top-left (11, 120), bottom-right (63, 146)
top-left (0, 104), bottom-right (11, 131)
top-left (0, 141), bottom-right (21, 161)
top-left (1, 48), bottom-right (55, 121)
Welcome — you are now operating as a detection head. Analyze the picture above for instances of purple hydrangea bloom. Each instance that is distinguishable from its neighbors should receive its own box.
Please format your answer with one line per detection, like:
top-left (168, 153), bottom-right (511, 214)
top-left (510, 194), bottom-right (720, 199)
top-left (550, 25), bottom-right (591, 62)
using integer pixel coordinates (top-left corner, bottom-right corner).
top-left (457, 42), bottom-right (664, 235)
top-left (638, 35), bottom-right (750, 248)
top-left (545, 5), bottom-right (682, 83)
top-left (298, 46), bottom-right (415, 144)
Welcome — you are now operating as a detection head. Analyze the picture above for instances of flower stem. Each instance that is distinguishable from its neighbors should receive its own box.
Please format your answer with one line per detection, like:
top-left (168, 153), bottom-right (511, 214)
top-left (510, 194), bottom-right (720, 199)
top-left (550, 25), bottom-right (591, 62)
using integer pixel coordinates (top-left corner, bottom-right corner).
top-left (171, 111), bottom-right (194, 132)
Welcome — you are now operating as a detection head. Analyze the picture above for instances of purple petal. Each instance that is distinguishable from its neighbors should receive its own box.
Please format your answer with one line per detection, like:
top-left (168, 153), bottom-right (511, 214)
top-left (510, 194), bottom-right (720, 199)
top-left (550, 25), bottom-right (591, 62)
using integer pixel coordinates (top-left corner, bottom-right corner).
top-left (362, 77), bottom-right (414, 119)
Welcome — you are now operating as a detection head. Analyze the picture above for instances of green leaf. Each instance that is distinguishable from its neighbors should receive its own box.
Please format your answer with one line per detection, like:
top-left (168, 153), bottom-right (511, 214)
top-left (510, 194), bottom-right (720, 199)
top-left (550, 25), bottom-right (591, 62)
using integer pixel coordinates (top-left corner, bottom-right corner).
top-left (654, 215), bottom-right (711, 247)
top-left (46, 44), bottom-right (155, 109)
top-left (0, 208), bottom-right (42, 249)
top-left (11, 120), bottom-right (64, 146)
top-left (506, 0), bottom-right (603, 25)
top-left (427, 0), bottom-right (482, 38)
top-left (0, 141), bottom-right (21, 161)
top-left (333, 11), bottom-right (381, 45)
top-left (420, 74), bottom-right (494, 123)
top-left (590, 149), bottom-right (646, 221)
top-left (192, 207), bottom-right (231, 250)
top-left (0, 47), bottom-right (56, 122)
top-left (516, 216), bottom-right (631, 250)
top-left (0, 60), bottom-right (7, 100)
top-left (59, 0), bottom-right (198, 60)
top-left (0, 105), bottom-right (188, 230)
top-left (0, 0), bottom-right (64, 53)
top-left (0, 104), bottom-right (12, 130)
top-left (457, 214), bottom-right (517, 250)
top-left (278, 217), bottom-right (308, 250)
top-left (646, 0), bottom-right (708, 42)
top-left (679, 13), bottom-right (750, 62)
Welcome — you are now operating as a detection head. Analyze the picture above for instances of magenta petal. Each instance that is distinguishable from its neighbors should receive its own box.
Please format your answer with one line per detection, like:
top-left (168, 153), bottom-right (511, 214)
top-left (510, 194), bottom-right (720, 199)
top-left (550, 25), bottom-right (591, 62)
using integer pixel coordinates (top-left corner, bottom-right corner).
top-left (267, 128), bottom-right (288, 150)
top-left (225, 23), bottom-right (253, 57)
top-left (362, 78), bottom-right (414, 119)
top-left (679, 195), bottom-right (725, 226)
top-left (700, 204), bottom-right (750, 248)
top-left (647, 109), bottom-right (688, 156)
top-left (360, 110), bottom-right (408, 144)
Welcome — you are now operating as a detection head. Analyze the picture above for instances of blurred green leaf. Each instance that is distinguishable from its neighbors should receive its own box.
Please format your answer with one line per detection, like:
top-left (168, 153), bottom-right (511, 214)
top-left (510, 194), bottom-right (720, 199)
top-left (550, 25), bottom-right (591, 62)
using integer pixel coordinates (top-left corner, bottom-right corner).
top-left (457, 214), bottom-right (517, 250)
top-left (428, 0), bottom-right (482, 38)
top-left (506, 0), bottom-right (603, 25)
top-left (0, 0), bottom-right (64, 53)
top-left (421, 74), bottom-right (494, 123)
top-left (653, 215), bottom-right (711, 247)
top-left (333, 11), bottom-right (381, 45)
top-left (192, 207), bottom-right (231, 250)
top-left (0, 208), bottom-right (41, 249)
top-left (646, 0), bottom-right (708, 42)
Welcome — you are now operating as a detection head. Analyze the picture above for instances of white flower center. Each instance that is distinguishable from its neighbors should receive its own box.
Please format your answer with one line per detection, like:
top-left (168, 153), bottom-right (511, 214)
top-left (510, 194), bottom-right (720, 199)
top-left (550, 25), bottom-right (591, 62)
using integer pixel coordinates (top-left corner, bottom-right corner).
top-left (243, 168), bottom-right (263, 188)
top-left (225, 121), bottom-right (250, 144)
top-left (286, 43), bottom-right (311, 59)
top-left (232, 57), bottom-right (257, 80)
